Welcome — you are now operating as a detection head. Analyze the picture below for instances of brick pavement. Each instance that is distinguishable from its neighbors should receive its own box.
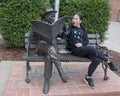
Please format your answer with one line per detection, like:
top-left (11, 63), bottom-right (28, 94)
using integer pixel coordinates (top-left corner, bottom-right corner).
top-left (3, 62), bottom-right (120, 96)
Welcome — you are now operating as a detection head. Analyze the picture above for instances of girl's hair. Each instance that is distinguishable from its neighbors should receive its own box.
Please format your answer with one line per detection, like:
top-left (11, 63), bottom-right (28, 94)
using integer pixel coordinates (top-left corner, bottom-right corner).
top-left (76, 13), bottom-right (83, 20)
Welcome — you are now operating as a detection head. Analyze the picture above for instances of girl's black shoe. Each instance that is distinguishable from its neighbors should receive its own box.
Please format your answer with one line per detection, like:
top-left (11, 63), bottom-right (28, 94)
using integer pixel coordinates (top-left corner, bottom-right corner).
top-left (108, 62), bottom-right (119, 71)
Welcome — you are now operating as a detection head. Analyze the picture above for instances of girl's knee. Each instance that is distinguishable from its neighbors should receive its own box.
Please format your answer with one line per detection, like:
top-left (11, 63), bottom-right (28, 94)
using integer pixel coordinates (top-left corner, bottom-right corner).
top-left (92, 58), bottom-right (101, 65)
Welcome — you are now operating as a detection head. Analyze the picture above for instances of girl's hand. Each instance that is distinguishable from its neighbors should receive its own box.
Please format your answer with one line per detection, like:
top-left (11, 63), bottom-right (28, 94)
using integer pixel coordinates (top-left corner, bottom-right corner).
top-left (75, 43), bottom-right (82, 47)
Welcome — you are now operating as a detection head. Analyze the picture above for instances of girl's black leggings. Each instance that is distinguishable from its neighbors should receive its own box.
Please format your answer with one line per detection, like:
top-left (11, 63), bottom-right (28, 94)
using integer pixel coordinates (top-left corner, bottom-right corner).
top-left (71, 46), bottom-right (109, 76)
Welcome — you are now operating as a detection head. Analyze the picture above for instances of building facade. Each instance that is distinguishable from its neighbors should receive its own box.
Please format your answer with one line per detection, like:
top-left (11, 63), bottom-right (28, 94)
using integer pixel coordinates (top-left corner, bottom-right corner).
top-left (109, 0), bottom-right (120, 22)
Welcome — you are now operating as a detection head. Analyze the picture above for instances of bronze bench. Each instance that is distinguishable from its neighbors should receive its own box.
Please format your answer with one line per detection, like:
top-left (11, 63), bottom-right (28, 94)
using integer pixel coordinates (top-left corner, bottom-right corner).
top-left (23, 31), bottom-right (109, 93)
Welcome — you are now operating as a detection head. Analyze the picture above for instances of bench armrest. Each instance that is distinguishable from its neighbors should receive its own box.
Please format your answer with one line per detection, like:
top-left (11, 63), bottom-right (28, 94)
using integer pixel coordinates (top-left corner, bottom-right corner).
top-left (96, 44), bottom-right (109, 56)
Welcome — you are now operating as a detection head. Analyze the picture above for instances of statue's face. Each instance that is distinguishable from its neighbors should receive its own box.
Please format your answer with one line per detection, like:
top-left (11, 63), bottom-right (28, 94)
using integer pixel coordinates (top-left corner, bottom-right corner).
top-left (45, 13), bottom-right (56, 24)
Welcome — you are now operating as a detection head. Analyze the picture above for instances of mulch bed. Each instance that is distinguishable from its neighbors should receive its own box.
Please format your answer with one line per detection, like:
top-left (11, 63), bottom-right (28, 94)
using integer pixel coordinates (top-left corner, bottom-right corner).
top-left (0, 40), bottom-right (25, 61)
top-left (0, 39), bottom-right (120, 76)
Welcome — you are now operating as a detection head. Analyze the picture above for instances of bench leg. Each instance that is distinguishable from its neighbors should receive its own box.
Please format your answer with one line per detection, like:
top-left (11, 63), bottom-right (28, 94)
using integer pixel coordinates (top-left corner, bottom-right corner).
top-left (25, 60), bottom-right (31, 83)
top-left (102, 61), bottom-right (109, 80)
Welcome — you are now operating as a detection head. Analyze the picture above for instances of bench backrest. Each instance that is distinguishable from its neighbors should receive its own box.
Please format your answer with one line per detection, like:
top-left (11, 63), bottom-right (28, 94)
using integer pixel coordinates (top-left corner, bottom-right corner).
top-left (25, 32), bottom-right (100, 50)
top-left (56, 33), bottom-right (100, 49)
top-left (87, 33), bottom-right (100, 46)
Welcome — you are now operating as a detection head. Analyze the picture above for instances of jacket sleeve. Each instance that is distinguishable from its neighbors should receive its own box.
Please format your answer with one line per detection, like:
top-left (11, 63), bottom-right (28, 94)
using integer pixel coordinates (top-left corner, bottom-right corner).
top-left (82, 29), bottom-right (89, 46)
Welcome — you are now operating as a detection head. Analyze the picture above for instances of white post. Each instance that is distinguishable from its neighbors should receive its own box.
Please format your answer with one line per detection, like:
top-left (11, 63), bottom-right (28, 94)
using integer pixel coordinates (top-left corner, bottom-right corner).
top-left (54, 0), bottom-right (60, 22)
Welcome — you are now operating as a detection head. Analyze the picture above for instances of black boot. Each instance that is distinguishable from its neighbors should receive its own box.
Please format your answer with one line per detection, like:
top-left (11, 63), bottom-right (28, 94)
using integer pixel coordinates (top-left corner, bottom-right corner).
top-left (108, 62), bottom-right (119, 71)
top-left (43, 79), bottom-right (49, 94)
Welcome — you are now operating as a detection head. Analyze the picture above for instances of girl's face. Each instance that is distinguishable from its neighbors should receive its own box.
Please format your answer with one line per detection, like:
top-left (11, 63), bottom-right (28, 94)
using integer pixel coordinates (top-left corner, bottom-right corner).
top-left (72, 14), bottom-right (82, 27)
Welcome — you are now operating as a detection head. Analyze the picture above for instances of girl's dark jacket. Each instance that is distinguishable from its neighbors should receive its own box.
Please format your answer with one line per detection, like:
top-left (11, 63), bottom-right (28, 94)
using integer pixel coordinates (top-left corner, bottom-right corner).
top-left (66, 24), bottom-right (89, 51)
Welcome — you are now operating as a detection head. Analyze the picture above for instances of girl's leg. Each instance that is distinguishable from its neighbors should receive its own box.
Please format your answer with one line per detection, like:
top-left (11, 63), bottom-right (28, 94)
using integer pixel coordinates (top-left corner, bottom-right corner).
top-left (72, 46), bottom-right (109, 62)
top-left (87, 55), bottom-right (101, 76)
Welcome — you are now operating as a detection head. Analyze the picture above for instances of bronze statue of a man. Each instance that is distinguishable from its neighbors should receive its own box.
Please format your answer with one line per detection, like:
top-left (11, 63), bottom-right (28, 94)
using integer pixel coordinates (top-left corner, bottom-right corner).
top-left (34, 7), bottom-right (69, 94)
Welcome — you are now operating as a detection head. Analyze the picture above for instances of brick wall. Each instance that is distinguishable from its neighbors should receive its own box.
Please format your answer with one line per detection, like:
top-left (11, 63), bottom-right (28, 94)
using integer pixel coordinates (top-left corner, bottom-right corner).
top-left (109, 0), bottom-right (120, 21)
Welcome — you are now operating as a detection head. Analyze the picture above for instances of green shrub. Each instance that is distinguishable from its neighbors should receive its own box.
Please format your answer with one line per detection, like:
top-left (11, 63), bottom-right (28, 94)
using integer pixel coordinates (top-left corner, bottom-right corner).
top-left (59, 0), bottom-right (111, 42)
top-left (0, 0), bottom-right (50, 47)
top-left (0, 0), bottom-right (111, 47)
